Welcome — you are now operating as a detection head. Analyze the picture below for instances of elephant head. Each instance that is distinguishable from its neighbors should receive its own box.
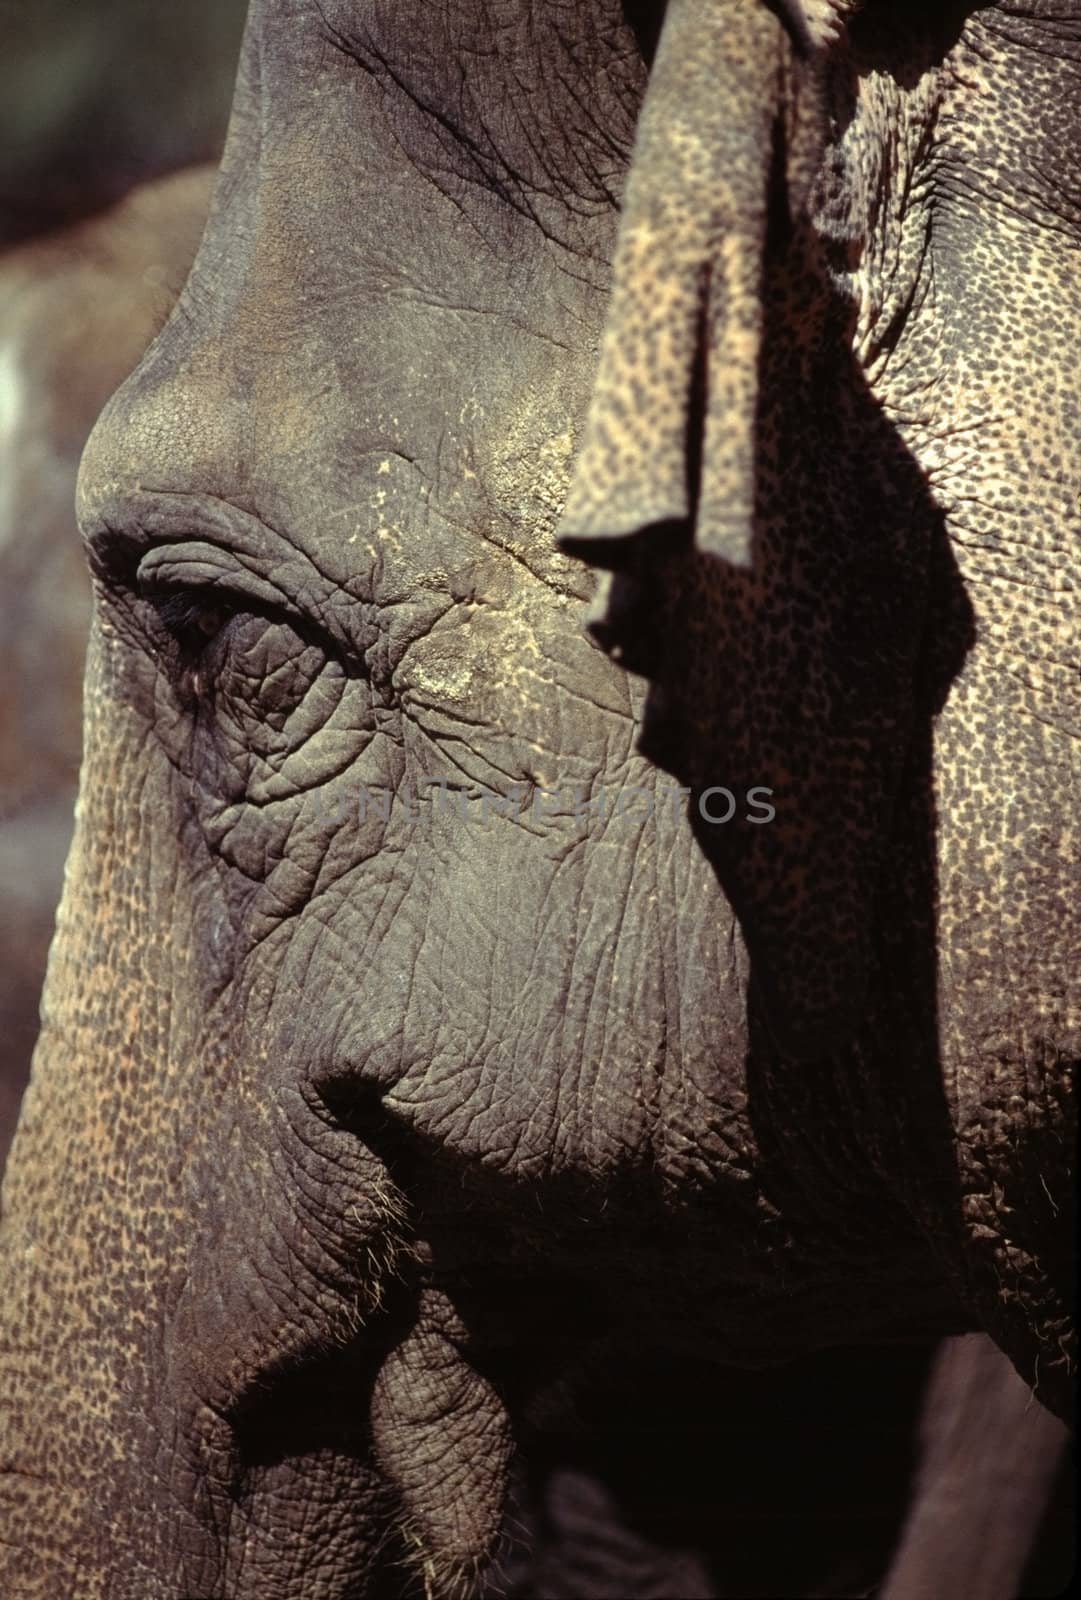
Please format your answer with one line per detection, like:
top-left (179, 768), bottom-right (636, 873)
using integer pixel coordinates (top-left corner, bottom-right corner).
top-left (0, 2), bottom-right (1075, 1596)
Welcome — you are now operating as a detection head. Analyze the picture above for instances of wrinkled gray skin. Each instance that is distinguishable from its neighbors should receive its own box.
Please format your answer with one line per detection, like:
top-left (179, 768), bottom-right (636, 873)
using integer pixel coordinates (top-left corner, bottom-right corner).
top-left (0, 1), bottom-right (1075, 1597)
top-left (0, 165), bottom-right (216, 1168)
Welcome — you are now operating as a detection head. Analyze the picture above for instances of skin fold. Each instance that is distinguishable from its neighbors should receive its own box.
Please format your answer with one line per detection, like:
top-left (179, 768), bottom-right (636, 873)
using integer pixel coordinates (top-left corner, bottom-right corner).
top-left (0, 2), bottom-right (1075, 1596)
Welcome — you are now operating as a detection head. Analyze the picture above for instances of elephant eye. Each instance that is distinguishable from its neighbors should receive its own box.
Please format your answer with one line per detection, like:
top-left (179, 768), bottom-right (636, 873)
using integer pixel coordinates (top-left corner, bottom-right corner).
top-left (153, 587), bottom-right (233, 646)
top-left (142, 583), bottom-right (241, 703)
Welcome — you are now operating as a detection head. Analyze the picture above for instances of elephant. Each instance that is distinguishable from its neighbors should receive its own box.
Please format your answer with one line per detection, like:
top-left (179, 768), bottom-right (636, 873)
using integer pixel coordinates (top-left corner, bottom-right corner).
top-left (0, 1), bottom-right (1075, 1596)
top-left (0, 164), bottom-right (217, 1168)
top-left (0, 130), bottom-right (982, 1600)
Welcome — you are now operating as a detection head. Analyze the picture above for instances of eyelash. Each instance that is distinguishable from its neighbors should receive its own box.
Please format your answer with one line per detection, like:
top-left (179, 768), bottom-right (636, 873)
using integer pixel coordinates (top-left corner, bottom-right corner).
top-left (138, 577), bottom-right (352, 711)
top-left (143, 585), bottom-right (236, 701)
top-left (153, 588), bottom-right (230, 642)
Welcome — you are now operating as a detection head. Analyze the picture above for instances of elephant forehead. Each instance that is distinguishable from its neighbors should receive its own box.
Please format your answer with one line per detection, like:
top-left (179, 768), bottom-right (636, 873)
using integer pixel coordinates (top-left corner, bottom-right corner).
top-left (76, 113), bottom-right (622, 614)
top-left (299, 0), bottom-right (644, 230)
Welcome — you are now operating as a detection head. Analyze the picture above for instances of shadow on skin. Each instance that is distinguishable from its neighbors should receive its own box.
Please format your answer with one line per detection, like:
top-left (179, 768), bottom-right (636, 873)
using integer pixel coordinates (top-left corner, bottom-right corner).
top-left (234, 1080), bottom-right (1074, 1597)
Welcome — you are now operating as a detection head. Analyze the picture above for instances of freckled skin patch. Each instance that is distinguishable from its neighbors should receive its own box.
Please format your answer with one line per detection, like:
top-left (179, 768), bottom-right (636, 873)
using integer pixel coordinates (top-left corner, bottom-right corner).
top-left (0, 2), bottom-right (1075, 1596)
top-left (563, 0), bottom-right (1076, 1422)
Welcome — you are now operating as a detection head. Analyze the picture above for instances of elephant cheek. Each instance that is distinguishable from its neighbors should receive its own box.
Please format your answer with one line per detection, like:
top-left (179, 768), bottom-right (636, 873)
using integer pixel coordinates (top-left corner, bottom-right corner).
top-left (370, 1292), bottom-right (513, 1584)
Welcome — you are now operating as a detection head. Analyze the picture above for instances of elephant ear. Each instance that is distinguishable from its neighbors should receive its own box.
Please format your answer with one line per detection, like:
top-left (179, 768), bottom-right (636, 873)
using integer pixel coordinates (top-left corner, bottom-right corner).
top-left (558, 0), bottom-right (944, 1062)
top-left (559, 0), bottom-right (842, 573)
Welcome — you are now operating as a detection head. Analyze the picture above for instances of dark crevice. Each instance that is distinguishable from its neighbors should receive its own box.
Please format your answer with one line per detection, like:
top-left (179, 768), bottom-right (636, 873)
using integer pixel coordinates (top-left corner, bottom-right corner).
top-left (620, 0), bottom-right (666, 68)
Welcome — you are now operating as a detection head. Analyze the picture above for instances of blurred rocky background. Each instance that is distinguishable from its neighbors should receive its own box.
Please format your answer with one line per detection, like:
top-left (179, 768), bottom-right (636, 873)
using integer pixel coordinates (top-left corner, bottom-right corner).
top-left (0, 0), bottom-right (246, 245)
top-left (0, 0), bottom-right (247, 1166)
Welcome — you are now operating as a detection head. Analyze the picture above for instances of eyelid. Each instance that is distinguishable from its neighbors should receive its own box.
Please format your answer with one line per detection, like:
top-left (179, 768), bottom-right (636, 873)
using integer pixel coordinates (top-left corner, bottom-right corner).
top-left (128, 531), bottom-right (375, 671)
top-left (134, 548), bottom-right (363, 678)
top-left (135, 547), bottom-right (294, 619)
top-left (85, 490), bottom-right (374, 624)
